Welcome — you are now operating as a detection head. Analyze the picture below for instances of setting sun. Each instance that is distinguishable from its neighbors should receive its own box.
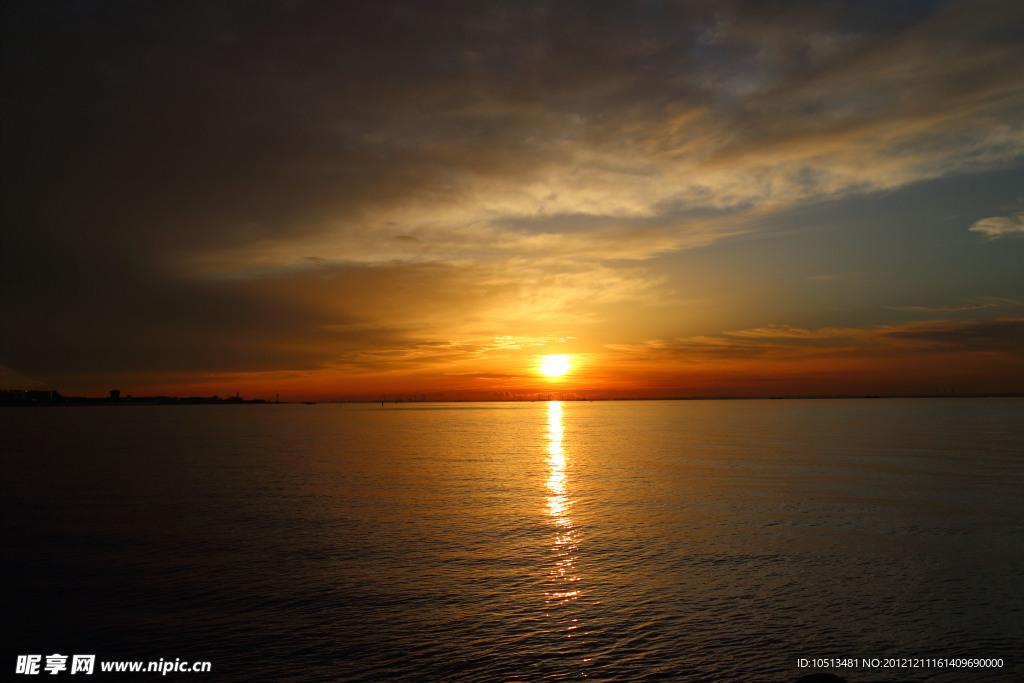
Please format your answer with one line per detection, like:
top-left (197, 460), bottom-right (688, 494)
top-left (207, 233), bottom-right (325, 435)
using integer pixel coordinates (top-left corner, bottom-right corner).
top-left (540, 355), bottom-right (570, 377)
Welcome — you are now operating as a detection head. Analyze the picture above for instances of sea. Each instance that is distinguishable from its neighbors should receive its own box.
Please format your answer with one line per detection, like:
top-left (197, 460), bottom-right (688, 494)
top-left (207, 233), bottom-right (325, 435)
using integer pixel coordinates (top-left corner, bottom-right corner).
top-left (2, 399), bottom-right (1022, 682)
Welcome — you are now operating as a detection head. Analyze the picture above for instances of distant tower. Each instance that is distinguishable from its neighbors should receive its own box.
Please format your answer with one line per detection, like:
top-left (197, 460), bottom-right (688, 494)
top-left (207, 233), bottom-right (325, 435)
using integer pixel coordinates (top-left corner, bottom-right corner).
top-left (110, 390), bottom-right (120, 401)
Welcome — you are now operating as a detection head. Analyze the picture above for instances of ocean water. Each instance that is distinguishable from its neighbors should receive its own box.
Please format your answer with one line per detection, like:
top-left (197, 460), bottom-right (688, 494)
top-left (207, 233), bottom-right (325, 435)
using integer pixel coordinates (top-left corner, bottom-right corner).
top-left (2, 399), bottom-right (1022, 682)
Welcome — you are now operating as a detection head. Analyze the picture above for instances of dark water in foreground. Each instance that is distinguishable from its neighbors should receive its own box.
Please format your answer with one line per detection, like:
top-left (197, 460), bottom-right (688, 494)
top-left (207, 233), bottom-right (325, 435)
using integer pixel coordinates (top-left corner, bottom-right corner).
top-left (2, 399), bottom-right (1022, 681)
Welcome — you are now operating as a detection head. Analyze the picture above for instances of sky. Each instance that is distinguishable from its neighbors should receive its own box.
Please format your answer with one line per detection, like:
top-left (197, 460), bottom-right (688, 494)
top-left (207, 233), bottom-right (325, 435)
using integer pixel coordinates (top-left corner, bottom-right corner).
top-left (2, 0), bottom-right (1023, 400)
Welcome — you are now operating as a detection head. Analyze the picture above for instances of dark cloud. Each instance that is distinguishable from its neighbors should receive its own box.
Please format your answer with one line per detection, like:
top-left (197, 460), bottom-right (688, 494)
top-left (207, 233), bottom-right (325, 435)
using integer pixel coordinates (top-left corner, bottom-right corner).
top-left (8, 0), bottom-right (1015, 261)
top-left (611, 318), bottom-right (1024, 364)
top-left (882, 318), bottom-right (1024, 353)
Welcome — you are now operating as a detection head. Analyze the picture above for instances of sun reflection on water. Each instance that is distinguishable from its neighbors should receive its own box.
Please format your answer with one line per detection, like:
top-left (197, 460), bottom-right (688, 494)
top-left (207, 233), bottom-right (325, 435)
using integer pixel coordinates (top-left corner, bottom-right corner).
top-left (545, 401), bottom-right (580, 607)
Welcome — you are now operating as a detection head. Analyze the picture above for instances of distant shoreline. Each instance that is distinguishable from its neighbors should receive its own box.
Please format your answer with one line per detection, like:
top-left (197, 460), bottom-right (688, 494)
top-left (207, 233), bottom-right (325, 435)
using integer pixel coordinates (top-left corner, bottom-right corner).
top-left (3, 393), bottom-right (1020, 407)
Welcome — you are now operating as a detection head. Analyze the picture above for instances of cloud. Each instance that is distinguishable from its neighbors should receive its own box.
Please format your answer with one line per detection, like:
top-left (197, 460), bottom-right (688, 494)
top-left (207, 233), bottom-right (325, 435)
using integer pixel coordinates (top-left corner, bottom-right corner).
top-left (969, 212), bottom-right (1024, 238)
top-left (880, 317), bottom-right (1024, 353)
top-left (8, 1), bottom-right (1023, 276)
top-left (3, 1), bottom-right (1024, 390)
top-left (599, 317), bottom-right (1024, 397)
top-left (888, 302), bottom-right (1003, 313)
top-left (610, 318), bottom-right (1024, 364)
top-left (724, 325), bottom-right (855, 340)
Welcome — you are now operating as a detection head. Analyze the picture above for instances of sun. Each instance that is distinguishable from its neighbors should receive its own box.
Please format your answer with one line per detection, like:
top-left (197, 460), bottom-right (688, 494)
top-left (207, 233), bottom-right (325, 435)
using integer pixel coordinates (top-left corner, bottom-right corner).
top-left (539, 355), bottom-right (570, 377)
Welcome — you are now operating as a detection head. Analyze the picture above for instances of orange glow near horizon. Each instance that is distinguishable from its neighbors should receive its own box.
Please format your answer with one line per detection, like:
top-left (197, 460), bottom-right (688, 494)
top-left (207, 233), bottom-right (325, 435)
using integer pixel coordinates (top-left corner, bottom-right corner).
top-left (70, 337), bottom-right (1024, 403)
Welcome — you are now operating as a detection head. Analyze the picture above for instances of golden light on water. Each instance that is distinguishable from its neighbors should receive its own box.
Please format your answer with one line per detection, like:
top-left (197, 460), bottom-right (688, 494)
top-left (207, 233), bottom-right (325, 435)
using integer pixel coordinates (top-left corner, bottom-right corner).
top-left (545, 400), bottom-right (580, 608)
top-left (540, 355), bottom-right (571, 377)
top-left (546, 401), bottom-right (566, 509)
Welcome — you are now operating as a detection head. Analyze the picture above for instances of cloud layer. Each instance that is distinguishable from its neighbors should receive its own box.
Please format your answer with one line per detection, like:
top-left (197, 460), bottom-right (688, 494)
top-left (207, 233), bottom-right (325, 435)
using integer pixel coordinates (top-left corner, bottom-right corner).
top-left (3, 0), bottom-right (1023, 395)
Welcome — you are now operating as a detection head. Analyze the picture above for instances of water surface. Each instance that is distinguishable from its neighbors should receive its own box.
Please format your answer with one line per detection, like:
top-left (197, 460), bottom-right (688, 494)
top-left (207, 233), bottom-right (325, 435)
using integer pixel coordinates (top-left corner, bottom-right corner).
top-left (3, 399), bottom-right (1022, 681)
